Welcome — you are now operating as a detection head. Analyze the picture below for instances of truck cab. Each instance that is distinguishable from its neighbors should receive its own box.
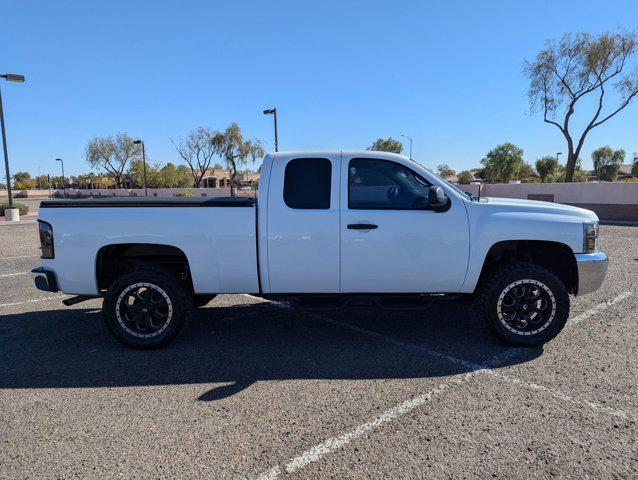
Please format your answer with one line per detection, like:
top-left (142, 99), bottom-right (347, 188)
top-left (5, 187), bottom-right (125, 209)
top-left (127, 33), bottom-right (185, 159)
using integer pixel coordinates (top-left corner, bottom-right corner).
top-left (260, 151), bottom-right (468, 294)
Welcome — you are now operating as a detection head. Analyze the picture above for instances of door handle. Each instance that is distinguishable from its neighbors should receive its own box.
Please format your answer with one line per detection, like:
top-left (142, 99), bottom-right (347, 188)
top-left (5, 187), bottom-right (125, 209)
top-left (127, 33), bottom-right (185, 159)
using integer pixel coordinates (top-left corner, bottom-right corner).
top-left (347, 223), bottom-right (378, 230)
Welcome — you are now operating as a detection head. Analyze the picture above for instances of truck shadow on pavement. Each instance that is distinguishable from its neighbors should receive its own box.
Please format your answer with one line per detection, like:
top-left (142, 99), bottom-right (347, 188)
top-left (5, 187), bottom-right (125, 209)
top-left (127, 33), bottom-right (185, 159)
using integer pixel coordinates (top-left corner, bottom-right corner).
top-left (0, 299), bottom-right (542, 401)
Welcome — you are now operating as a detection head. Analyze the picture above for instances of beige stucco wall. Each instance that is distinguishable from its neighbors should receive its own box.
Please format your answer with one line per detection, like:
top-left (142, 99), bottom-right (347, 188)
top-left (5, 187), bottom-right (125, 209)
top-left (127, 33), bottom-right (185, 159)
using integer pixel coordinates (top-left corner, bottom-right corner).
top-left (461, 182), bottom-right (638, 205)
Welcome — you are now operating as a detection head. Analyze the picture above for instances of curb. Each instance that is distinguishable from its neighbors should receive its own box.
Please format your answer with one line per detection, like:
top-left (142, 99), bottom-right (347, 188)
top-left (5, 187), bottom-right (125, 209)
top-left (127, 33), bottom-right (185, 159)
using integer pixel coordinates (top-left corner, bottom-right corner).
top-left (0, 219), bottom-right (37, 226)
top-left (600, 220), bottom-right (638, 227)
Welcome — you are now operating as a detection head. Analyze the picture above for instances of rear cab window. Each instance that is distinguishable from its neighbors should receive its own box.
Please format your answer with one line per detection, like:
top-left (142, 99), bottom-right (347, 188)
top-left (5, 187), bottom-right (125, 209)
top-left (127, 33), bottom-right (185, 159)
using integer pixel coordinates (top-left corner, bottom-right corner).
top-left (284, 158), bottom-right (332, 209)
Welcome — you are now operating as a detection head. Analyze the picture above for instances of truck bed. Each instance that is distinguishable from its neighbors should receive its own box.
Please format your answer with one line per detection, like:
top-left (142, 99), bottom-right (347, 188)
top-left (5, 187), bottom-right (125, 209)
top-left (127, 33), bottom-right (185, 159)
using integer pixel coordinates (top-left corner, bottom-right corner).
top-left (38, 197), bottom-right (260, 295)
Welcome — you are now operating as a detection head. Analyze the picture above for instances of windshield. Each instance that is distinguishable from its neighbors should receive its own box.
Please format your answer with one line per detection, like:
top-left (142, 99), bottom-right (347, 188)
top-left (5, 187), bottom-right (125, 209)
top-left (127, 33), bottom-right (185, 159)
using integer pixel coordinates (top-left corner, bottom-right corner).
top-left (427, 169), bottom-right (475, 201)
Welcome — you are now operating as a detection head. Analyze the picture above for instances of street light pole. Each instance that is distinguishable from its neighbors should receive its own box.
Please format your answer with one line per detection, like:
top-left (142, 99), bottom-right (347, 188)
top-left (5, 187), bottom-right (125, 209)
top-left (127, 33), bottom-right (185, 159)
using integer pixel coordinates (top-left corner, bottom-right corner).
top-left (56, 158), bottom-right (66, 198)
top-left (263, 108), bottom-right (279, 152)
top-left (401, 134), bottom-right (413, 160)
top-left (133, 140), bottom-right (147, 195)
top-left (556, 152), bottom-right (562, 179)
top-left (0, 73), bottom-right (25, 209)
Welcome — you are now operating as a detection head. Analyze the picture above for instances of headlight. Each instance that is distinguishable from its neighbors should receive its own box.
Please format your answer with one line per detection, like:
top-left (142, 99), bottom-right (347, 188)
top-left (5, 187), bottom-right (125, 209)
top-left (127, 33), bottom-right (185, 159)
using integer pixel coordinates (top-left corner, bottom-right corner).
top-left (38, 220), bottom-right (55, 259)
top-left (582, 221), bottom-right (599, 253)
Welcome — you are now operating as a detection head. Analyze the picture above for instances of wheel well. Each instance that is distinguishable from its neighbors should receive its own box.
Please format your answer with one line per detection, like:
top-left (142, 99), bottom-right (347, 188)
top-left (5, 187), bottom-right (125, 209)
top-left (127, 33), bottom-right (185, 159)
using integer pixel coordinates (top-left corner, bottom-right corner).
top-left (95, 243), bottom-right (193, 293)
top-left (477, 240), bottom-right (578, 294)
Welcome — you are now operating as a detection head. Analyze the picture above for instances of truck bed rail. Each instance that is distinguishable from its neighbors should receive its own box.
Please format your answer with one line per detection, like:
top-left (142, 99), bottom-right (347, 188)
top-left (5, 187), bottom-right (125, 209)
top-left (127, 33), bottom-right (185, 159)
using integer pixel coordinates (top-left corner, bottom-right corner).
top-left (40, 197), bottom-right (257, 208)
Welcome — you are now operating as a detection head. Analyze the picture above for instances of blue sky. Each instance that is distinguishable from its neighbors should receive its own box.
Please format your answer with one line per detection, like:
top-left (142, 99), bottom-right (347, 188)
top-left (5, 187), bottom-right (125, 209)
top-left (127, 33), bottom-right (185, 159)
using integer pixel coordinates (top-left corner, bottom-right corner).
top-left (1, 0), bottom-right (637, 177)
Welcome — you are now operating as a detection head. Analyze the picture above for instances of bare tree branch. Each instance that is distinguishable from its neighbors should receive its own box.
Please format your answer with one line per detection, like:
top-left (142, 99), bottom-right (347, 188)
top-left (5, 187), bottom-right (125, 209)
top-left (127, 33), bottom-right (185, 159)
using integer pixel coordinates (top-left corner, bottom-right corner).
top-left (525, 30), bottom-right (638, 181)
top-left (171, 127), bottom-right (219, 187)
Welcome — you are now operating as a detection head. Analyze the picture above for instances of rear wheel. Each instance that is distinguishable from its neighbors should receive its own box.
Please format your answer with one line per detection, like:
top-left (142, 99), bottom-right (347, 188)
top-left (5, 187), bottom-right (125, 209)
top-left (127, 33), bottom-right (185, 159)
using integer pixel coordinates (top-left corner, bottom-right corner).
top-left (476, 262), bottom-right (569, 346)
top-left (103, 266), bottom-right (192, 348)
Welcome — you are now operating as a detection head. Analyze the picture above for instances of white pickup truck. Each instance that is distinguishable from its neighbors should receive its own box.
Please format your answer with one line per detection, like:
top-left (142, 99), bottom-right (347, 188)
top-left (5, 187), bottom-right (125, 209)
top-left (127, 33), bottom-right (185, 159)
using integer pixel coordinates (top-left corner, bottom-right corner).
top-left (33, 151), bottom-right (608, 348)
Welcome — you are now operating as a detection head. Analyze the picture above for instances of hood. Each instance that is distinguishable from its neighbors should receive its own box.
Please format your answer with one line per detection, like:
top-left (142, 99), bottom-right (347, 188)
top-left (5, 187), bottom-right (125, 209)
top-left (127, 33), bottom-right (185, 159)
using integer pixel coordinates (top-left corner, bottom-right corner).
top-left (482, 197), bottom-right (598, 221)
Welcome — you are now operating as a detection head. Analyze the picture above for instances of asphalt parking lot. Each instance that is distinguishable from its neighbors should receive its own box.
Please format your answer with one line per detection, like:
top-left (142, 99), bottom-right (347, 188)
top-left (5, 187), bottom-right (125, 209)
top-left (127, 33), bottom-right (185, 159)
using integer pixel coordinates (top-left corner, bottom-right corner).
top-left (0, 222), bottom-right (636, 479)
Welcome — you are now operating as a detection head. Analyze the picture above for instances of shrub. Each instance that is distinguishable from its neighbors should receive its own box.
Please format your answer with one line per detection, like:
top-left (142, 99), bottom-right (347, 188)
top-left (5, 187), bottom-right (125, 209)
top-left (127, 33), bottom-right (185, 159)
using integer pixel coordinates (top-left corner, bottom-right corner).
top-left (0, 202), bottom-right (29, 215)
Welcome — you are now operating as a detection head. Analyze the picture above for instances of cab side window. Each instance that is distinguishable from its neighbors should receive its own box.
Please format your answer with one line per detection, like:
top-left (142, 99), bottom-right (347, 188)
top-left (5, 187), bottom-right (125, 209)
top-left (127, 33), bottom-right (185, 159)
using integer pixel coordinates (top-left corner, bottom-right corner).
top-left (284, 158), bottom-right (332, 209)
top-left (348, 158), bottom-right (432, 210)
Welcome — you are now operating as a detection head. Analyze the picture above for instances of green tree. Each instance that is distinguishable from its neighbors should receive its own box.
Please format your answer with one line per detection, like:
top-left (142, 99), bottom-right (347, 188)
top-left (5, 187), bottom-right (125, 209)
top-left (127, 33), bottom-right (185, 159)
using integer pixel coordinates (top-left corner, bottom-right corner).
top-left (157, 163), bottom-right (193, 188)
top-left (481, 143), bottom-right (524, 183)
top-left (632, 156), bottom-right (638, 177)
top-left (535, 156), bottom-right (559, 182)
top-left (367, 137), bottom-right (403, 154)
top-left (49, 176), bottom-right (67, 189)
top-left (457, 170), bottom-right (474, 184)
top-left (551, 159), bottom-right (589, 183)
top-left (12, 171), bottom-right (34, 190)
top-left (86, 133), bottom-right (140, 188)
top-left (436, 164), bottom-right (456, 178)
top-left (591, 146), bottom-right (625, 181)
top-left (171, 126), bottom-right (218, 187)
top-left (519, 162), bottom-right (539, 182)
top-left (128, 159), bottom-right (162, 188)
top-left (34, 175), bottom-right (49, 189)
top-left (214, 123), bottom-right (264, 196)
top-left (525, 31), bottom-right (638, 182)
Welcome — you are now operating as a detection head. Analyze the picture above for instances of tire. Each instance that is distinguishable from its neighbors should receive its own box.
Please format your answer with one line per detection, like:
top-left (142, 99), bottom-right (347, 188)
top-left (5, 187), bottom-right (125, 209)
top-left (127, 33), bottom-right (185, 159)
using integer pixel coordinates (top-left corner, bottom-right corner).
top-left (193, 294), bottom-right (217, 308)
top-left (103, 266), bottom-right (193, 348)
top-left (475, 262), bottom-right (570, 346)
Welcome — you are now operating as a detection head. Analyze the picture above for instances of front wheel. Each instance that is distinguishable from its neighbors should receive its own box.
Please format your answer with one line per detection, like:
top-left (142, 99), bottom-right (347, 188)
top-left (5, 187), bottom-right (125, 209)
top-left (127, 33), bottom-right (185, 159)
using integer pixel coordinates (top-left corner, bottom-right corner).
top-left (476, 262), bottom-right (570, 346)
top-left (103, 266), bottom-right (193, 348)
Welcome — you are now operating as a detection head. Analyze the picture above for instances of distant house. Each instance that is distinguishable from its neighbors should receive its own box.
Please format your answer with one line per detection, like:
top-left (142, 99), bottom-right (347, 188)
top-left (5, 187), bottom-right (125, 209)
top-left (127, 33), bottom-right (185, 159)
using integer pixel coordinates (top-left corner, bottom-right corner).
top-left (617, 163), bottom-right (635, 180)
top-left (201, 168), bottom-right (229, 188)
top-left (201, 168), bottom-right (260, 188)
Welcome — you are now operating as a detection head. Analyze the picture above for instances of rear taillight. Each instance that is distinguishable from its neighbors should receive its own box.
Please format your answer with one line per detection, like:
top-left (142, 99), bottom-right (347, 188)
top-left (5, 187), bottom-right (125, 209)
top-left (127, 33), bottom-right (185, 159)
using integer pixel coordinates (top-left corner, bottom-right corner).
top-left (38, 220), bottom-right (54, 259)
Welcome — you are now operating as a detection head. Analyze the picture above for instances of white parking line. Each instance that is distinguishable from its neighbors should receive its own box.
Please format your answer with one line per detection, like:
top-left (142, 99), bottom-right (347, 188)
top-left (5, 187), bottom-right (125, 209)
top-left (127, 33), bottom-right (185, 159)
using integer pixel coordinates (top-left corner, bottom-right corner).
top-left (568, 291), bottom-right (633, 326)
top-left (256, 375), bottom-right (475, 480)
top-left (0, 271), bottom-right (30, 278)
top-left (319, 314), bottom-right (631, 418)
top-left (0, 295), bottom-right (66, 308)
top-left (1, 254), bottom-right (39, 260)
top-left (252, 293), bottom-right (635, 479)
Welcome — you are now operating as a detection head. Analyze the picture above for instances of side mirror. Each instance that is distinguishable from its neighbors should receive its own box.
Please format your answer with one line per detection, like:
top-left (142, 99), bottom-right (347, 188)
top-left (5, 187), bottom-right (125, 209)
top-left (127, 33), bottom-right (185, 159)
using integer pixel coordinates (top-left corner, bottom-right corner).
top-left (428, 186), bottom-right (450, 211)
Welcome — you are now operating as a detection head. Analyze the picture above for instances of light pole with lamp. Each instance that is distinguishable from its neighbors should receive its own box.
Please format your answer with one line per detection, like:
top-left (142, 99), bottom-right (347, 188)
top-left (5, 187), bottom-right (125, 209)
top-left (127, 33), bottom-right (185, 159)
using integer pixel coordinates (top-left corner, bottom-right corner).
top-left (0, 73), bottom-right (25, 219)
top-left (55, 158), bottom-right (66, 198)
top-left (556, 152), bottom-right (562, 180)
top-left (133, 139), bottom-right (148, 196)
top-left (401, 134), bottom-right (413, 160)
top-left (263, 108), bottom-right (279, 152)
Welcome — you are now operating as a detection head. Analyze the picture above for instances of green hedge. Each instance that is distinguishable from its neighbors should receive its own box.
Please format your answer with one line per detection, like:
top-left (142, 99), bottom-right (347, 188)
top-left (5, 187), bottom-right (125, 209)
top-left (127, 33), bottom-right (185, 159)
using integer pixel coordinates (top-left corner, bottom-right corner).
top-left (0, 202), bottom-right (29, 215)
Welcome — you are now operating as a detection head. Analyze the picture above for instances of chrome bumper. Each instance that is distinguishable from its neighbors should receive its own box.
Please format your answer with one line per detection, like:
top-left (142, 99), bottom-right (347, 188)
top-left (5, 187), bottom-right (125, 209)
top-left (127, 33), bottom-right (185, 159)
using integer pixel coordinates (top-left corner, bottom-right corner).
top-left (575, 252), bottom-right (608, 295)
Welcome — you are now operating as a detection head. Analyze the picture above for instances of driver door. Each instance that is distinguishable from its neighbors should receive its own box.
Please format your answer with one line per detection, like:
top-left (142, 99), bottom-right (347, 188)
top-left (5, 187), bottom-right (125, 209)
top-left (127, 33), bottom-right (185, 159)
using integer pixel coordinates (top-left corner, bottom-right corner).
top-left (339, 154), bottom-right (469, 293)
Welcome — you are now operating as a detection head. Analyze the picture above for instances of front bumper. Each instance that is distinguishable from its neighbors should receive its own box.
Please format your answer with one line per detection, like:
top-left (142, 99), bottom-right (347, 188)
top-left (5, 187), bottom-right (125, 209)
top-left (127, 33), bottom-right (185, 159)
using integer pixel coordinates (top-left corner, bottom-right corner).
top-left (32, 267), bottom-right (59, 293)
top-left (575, 251), bottom-right (608, 295)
